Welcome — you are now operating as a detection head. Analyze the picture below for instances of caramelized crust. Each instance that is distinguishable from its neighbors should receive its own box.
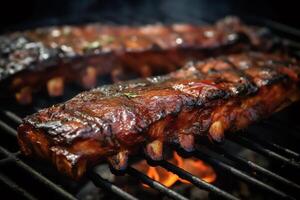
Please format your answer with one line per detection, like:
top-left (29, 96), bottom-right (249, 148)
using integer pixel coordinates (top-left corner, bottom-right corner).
top-left (1, 17), bottom-right (274, 103)
top-left (18, 52), bottom-right (300, 179)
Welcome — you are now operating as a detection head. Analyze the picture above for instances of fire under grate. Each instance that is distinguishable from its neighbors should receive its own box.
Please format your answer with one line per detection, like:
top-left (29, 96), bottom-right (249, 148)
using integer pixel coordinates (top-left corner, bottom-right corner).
top-left (1, 15), bottom-right (300, 200)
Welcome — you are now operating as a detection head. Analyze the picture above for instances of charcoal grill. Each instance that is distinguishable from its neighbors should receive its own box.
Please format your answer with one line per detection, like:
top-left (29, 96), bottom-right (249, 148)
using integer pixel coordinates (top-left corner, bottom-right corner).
top-left (1, 5), bottom-right (300, 200)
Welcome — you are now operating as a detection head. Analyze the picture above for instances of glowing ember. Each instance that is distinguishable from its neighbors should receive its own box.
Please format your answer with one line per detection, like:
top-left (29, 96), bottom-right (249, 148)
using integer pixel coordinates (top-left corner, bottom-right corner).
top-left (133, 152), bottom-right (216, 187)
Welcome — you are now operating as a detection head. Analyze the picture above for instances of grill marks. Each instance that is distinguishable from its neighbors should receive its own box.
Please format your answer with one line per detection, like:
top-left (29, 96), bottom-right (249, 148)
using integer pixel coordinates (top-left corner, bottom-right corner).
top-left (17, 52), bottom-right (300, 179)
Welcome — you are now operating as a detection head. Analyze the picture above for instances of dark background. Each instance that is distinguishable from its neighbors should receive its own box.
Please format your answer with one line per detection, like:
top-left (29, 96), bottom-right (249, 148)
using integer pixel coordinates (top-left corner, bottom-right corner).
top-left (0, 0), bottom-right (299, 33)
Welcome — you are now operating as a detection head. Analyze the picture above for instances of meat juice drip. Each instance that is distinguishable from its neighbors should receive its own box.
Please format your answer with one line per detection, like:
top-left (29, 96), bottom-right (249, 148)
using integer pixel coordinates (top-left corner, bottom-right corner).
top-left (133, 152), bottom-right (216, 187)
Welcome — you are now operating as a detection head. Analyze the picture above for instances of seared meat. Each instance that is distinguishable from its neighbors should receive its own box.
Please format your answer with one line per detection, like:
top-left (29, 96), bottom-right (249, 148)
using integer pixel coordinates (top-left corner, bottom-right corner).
top-left (17, 52), bottom-right (300, 179)
top-left (1, 17), bottom-right (273, 104)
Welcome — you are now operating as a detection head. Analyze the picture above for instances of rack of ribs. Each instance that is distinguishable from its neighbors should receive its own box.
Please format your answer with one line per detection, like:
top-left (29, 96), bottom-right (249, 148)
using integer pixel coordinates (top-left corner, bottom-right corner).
top-left (17, 51), bottom-right (300, 179)
top-left (0, 17), bottom-right (274, 104)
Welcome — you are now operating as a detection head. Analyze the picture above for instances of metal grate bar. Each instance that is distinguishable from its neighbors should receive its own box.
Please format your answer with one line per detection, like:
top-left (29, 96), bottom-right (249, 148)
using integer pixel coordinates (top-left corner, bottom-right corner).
top-left (213, 146), bottom-right (300, 191)
top-left (0, 152), bottom-right (20, 165)
top-left (0, 146), bottom-right (77, 200)
top-left (88, 170), bottom-right (138, 200)
top-left (0, 172), bottom-right (38, 200)
top-left (0, 119), bottom-right (18, 137)
top-left (246, 132), bottom-right (299, 160)
top-left (0, 157), bottom-right (13, 165)
top-left (229, 136), bottom-right (300, 169)
top-left (158, 160), bottom-right (239, 200)
top-left (266, 142), bottom-right (299, 159)
top-left (261, 18), bottom-right (300, 38)
top-left (126, 167), bottom-right (188, 200)
top-left (2, 110), bottom-right (23, 124)
top-left (194, 149), bottom-right (295, 200)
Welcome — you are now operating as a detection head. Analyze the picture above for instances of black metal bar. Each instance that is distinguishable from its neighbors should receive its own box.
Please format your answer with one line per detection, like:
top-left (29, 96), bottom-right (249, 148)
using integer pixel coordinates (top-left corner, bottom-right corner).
top-left (194, 149), bottom-right (295, 200)
top-left (0, 172), bottom-right (38, 200)
top-left (0, 146), bottom-right (77, 200)
top-left (229, 136), bottom-right (300, 169)
top-left (0, 119), bottom-right (18, 137)
top-left (2, 110), bottom-right (23, 124)
top-left (89, 170), bottom-right (138, 200)
top-left (0, 151), bottom-right (21, 165)
top-left (261, 18), bottom-right (300, 38)
top-left (0, 157), bottom-right (13, 165)
top-left (126, 167), bottom-right (188, 200)
top-left (246, 133), bottom-right (299, 160)
top-left (158, 160), bottom-right (239, 200)
top-left (268, 142), bottom-right (300, 159)
top-left (213, 146), bottom-right (300, 191)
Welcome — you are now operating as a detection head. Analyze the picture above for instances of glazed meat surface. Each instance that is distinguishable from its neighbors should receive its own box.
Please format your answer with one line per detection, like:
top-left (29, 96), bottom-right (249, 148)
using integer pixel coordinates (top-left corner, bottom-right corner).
top-left (18, 52), bottom-right (300, 179)
top-left (0, 17), bottom-right (273, 104)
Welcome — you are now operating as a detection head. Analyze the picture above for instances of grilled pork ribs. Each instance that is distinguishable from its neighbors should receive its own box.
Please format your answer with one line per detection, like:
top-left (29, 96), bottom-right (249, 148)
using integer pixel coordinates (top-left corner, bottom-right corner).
top-left (0, 17), bottom-right (273, 104)
top-left (18, 52), bottom-right (300, 179)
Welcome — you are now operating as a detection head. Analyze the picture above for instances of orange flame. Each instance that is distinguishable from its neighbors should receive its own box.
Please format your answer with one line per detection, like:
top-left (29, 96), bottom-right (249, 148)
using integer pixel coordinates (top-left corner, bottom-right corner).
top-left (133, 152), bottom-right (216, 187)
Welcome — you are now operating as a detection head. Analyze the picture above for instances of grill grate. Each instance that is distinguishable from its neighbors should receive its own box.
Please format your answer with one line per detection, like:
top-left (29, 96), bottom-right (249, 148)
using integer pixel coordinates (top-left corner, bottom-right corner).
top-left (1, 106), bottom-right (299, 199)
top-left (1, 14), bottom-right (300, 200)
